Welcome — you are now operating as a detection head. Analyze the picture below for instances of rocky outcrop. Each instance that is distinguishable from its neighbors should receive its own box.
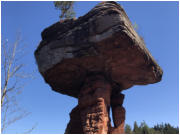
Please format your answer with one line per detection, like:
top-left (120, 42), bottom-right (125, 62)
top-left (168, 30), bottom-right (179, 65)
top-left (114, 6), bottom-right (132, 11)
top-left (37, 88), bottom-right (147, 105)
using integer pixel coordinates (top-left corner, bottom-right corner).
top-left (110, 93), bottom-right (125, 134)
top-left (65, 105), bottom-right (83, 134)
top-left (34, 1), bottom-right (163, 134)
top-left (65, 74), bottom-right (125, 134)
top-left (78, 75), bottom-right (111, 134)
top-left (35, 1), bottom-right (162, 98)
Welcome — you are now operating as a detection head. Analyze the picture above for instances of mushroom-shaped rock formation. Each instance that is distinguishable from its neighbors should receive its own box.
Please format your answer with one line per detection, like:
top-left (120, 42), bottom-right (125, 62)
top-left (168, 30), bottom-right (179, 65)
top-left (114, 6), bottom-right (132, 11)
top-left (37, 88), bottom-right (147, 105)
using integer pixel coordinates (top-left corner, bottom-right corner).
top-left (34, 1), bottom-right (163, 134)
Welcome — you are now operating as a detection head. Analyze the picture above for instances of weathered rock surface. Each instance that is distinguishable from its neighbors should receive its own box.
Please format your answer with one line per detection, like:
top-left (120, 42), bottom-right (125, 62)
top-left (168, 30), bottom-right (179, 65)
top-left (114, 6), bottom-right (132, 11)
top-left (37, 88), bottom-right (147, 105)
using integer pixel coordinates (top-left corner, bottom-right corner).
top-left (65, 105), bottom-right (83, 134)
top-left (35, 1), bottom-right (163, 98)
top-left (65, 74), bottom-right (125, 134)
top-left (78, 75), bottom-right (111, 134)
top-left (110, 93), bottom-right (125, 134)
top-left (34, 1), bottom-right (163, 134)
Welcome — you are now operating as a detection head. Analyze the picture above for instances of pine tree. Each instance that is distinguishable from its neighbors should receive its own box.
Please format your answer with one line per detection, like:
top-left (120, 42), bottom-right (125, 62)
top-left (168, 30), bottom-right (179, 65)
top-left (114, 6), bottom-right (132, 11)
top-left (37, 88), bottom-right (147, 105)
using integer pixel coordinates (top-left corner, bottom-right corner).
top-left (127, 121), bottom-right (179, 134)
top-left (133, 121), bottom-right (141, 133)
top-left (54, 1), bottom-right (75, 20)
top-left (153, 123), bottom-right (179, 134)
top-left (125, 124), bottom-right (132, 134)
top-left (140, 121), bottom-right (150, 134)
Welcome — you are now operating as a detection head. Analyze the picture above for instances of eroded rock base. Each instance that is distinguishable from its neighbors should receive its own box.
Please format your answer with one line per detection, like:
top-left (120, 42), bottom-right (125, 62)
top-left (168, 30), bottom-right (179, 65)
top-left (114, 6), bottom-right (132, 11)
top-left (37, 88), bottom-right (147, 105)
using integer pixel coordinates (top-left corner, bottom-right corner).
top-left (110, 93), bottom-right (125, 134)
top-left (65, 75), bottom-right (125, 134)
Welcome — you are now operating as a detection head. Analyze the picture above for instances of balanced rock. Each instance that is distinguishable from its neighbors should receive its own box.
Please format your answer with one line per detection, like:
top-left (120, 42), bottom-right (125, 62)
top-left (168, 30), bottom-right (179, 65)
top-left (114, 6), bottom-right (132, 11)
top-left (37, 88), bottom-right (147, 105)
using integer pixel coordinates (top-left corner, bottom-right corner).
top-left (34, 1), bottom-right (163, 134)
top-left (35, 2), bottom-right (162, 98)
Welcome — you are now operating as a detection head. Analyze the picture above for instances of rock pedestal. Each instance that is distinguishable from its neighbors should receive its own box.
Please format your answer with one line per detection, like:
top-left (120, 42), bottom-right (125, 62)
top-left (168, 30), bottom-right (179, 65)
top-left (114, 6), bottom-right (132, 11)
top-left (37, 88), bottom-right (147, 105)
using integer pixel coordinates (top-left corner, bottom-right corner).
top-left (34, 1), bottom-right (163, 134)
top-left (78, 75), bottom-right (111, 134)
top-left (65, 74), bottom-right (126, 134)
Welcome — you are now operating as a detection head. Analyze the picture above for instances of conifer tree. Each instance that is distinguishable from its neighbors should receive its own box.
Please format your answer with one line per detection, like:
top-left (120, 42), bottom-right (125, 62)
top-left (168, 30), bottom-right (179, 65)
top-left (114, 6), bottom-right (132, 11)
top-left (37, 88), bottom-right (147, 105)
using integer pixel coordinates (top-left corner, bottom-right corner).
top-left (125, 124), bottom-right (132, 134)
top-left (133, 121), bottom-right (141, 133)
top-left (54, 1), bottom-right (75, 20)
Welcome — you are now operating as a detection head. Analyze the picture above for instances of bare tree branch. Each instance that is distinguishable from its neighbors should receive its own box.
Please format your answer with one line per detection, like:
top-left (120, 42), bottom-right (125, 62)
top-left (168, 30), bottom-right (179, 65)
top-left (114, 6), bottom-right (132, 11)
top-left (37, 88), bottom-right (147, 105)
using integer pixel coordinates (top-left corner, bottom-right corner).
top-left (23, 123), bottom-right (38, 134)
top-left (1, 34), bottom-right (35, 133)
top-left (1, 103), bottom-right (9, 132)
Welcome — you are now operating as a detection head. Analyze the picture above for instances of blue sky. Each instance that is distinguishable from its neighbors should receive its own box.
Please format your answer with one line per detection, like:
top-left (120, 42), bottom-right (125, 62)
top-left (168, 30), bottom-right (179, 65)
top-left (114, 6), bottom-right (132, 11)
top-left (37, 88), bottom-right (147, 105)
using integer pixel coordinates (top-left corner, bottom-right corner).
top-left (1, 1), bottom-right (179, 134)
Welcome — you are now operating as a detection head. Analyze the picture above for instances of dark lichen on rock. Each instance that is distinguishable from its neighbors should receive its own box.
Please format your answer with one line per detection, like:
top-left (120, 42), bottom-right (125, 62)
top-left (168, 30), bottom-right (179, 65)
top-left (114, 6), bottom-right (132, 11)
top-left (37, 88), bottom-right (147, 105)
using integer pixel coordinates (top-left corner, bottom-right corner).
top-left (34, 2), bottom-right (163, 134)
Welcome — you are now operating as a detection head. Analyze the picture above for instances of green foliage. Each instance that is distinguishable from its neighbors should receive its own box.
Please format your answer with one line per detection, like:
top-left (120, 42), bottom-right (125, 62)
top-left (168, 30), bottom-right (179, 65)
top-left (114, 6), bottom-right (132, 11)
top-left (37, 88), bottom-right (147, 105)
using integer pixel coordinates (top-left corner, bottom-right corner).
top-left (154, 123), bottom-right (179, 134)
top-left (133, 121), bottom-right (141, 134)
top-left (54, 1), bottom-right (75, 19)
top-left (140, 121), bottom-right (150, 134)
top-left (125, 124), bottom-right (132, 134)
top-left (133, 22), bottom-right (138, 31)
top-left (125, 121), bottom-right (179, 134)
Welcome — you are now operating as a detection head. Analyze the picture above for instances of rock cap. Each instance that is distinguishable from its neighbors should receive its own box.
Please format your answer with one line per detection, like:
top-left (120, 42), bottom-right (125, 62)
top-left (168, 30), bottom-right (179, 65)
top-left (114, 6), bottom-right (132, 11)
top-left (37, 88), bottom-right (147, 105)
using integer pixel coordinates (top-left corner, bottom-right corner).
top-left (35, 2), bottom-right (163, 98)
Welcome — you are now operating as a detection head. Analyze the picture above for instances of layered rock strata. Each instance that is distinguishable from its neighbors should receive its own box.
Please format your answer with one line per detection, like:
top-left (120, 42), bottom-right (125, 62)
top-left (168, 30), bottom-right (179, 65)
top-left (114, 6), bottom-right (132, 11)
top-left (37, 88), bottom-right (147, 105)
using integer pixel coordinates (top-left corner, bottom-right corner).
top-left (35, 1), bottom-right (163, 98)
top-left (34, 1), bottom-right (163, 134)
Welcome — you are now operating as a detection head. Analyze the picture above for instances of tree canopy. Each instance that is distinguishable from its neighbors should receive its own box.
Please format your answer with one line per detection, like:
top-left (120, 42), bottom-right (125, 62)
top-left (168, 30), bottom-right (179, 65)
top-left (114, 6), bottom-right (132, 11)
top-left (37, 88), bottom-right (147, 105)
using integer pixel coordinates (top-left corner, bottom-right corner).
top-left (54, 1), bottom-right (75, 20)
top-left (125, 121), bottom-right (179, 134)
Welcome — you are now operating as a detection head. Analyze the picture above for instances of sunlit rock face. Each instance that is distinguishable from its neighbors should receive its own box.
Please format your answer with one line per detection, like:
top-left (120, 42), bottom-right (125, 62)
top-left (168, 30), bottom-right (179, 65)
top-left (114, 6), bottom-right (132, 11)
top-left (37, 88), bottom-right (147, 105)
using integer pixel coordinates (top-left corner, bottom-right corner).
top-left (35, 1), bottom-right (163, 134)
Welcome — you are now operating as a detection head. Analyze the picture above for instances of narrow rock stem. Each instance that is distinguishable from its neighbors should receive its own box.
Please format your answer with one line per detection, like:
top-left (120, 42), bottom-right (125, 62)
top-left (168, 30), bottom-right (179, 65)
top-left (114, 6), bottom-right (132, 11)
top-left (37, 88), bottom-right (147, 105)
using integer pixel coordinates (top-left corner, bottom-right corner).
top-left (65, 75), bottom-right (126, 134)
top-left (78, 75), bottom-right (112, 134)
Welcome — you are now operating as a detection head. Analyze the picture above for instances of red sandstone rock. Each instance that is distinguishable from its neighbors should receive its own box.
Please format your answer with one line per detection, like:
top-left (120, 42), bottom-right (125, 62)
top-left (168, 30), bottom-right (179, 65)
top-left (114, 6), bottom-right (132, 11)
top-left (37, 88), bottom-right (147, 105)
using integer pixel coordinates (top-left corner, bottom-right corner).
top-left (34, 1), bottom-right (163, 98)
top-left (109, 93), bottom-right (125, 134)
top-left (34, 1), bottom-right (163, 134)
top-left (111, 106), bottom-right (126, 134)
top-left (65, 75), bottom-right (126, 134)
top-left (65, 105), bottom-right (83, 134)
top-left (78, 75), bottom-right (111, 134)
